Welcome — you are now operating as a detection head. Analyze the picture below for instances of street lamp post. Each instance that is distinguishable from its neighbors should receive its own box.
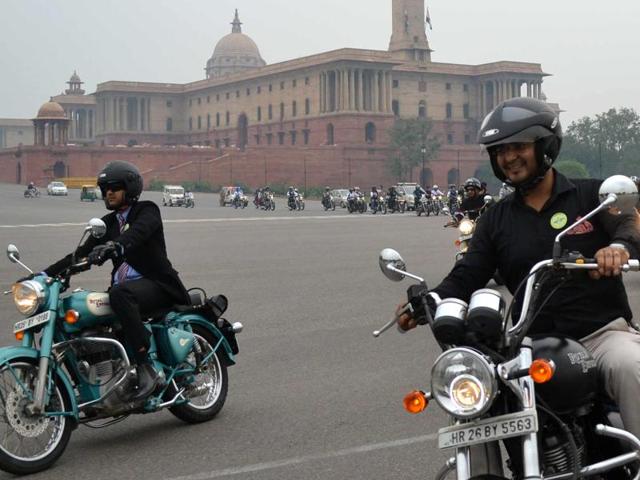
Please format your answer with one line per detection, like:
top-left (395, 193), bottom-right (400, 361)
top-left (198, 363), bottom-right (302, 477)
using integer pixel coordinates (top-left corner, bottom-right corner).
top-left (420, 145), bottom-right (426, 186)
top-left (457, 150), bottom-right (461, 185)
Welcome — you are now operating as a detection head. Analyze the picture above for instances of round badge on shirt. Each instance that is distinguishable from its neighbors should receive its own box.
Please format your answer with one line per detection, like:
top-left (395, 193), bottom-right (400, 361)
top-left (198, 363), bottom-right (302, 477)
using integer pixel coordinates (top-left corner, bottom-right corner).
top-left (550, 212), bottom-right (568, 230)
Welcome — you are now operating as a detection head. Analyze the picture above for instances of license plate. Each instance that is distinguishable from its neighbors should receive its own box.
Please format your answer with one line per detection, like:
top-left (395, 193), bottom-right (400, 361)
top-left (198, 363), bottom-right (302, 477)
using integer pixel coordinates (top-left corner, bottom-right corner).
top-left (438, 411), bottom-right (538, 449)
top-left (14, 311), bottom-right (52, 333)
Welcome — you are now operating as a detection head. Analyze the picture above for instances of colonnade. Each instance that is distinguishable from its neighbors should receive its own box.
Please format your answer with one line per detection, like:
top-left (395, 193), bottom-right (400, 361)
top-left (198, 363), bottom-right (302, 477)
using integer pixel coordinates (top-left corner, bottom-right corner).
top-left (66, 108), bottom-right (95, 140)
top-left (98, 96), bottom-right (152, 133)
top-left (319, 68), bottom-right (392, 114)
top-left (478, 78), bottom-right (543, 117)
top-left (32, 119), bottom-right (69, 146)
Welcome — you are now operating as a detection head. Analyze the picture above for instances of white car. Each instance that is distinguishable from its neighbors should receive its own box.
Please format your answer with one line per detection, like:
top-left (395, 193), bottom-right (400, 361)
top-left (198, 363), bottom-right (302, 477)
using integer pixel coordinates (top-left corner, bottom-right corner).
top-left (47, 181), bottom-right (68, 196)
top-left (162, 185), bottom-right (186, 206)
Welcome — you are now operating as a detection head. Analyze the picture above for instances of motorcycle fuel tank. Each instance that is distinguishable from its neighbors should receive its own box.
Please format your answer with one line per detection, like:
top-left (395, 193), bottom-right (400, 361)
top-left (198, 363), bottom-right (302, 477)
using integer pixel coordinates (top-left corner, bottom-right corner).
top-left (61, 290), bottom-right (116, 333)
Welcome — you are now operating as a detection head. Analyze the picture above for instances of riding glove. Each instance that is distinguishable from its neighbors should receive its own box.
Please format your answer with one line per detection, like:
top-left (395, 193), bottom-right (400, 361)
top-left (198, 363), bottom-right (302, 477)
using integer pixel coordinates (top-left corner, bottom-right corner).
top-left (88, 241), bottom-right (124, 266)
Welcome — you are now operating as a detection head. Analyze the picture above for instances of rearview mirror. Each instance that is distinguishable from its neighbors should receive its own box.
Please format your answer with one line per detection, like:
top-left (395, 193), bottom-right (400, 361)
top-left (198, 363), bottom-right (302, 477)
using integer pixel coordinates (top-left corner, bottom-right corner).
top-left (378, 248), bottom-right (407, 282)
top-left (6, 244), bottom-right (19, 263)
top-left (599, 175), bottom-right (639, 215)
top-left (88, 218), bottom-right (107, 238)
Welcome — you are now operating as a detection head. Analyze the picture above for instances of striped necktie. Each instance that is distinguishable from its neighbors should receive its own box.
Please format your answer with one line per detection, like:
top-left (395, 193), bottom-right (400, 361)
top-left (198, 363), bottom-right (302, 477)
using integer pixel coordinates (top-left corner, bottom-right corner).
top-left (114, 213), bottom-right (129, 284)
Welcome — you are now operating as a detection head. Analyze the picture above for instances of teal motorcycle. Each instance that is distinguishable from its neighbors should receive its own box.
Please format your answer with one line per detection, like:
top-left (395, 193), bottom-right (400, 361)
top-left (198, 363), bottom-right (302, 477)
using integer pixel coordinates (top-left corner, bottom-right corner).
top-left (1, 218), bottom-right (242, 475)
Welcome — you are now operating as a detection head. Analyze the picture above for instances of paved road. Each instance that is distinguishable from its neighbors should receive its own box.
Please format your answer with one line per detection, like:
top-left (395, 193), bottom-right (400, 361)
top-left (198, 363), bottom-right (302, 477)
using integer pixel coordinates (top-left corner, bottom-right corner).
top-left (1, 184), bottom-right (639, 480)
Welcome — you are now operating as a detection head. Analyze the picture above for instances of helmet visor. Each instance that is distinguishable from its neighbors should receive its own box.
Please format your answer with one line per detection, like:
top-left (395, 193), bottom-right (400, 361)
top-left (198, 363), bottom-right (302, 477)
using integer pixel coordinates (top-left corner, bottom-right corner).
top-left (483, 125), bottom-right (553, 148)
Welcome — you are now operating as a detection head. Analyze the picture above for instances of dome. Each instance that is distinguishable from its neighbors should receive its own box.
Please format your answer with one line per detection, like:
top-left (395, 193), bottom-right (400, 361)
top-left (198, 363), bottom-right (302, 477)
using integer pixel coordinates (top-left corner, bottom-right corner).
top-left (70, 70), bottom-right (81, 83)
top-left (205, 10), bottom-right (266, 79)
top-left (36, 100), bottom-right (67, 120)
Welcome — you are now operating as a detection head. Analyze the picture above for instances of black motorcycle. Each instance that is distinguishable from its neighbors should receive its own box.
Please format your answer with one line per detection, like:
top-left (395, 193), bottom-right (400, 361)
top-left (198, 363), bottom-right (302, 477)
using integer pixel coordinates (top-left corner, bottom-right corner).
top-left (370, 195), bottom-right (387, 215)
top-left (322, 194), bottom-right (336, 211)
top-left (374, 176), bottom-right (640, 479)
top-left (24, 188), bottom-right (40, 198)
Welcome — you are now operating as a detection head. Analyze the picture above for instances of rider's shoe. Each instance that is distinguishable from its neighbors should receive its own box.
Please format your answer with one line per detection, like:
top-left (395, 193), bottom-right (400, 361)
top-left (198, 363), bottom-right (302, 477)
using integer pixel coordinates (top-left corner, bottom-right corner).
top-left (128, 363), bottom-right (162, 402)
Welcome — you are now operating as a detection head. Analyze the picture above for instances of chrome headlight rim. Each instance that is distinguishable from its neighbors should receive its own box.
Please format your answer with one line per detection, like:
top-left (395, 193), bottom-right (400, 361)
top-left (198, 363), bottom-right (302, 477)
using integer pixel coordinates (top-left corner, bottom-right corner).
top-left (12, 280), bottom-right (46, 316)
top-left (458, 219), bottom-right (476, 236)
top-left (431, 347), bottom-right (497, 419)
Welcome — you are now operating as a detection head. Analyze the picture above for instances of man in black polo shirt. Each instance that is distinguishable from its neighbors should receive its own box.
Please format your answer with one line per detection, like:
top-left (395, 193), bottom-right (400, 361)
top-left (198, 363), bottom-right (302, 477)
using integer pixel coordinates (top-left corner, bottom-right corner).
top-left (399, 97), bottom-right (640, 438)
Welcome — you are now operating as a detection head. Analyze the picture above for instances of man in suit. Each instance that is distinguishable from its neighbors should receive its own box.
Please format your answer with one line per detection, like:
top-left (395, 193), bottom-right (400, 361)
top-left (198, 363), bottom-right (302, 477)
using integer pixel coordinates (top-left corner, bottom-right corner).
top-left (44, 160), bottom-right (190, 401)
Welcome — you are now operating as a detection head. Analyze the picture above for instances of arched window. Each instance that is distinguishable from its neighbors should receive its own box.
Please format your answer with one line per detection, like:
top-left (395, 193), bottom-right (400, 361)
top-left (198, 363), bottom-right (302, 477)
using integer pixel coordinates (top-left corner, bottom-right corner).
top-left (392, 100), bottom-right (400, 116)
top-left (326, 123), bottom-right (334, 145)
top-left (365, 122), bottom-right (376, 143)
top-left (447, 168), bottom-right (460, 186)
top-left (418, 101), bottom-right (426, 119)
top-left (237, 113), bottom-right (248, 150)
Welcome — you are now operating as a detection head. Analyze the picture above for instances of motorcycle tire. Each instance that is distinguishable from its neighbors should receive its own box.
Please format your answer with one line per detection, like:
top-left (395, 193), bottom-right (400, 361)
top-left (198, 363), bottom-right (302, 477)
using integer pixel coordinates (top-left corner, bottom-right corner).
top-left (331, 201), bottom-right (335, 211)
top-left (168, 325), bottom-right (229, 424)
top-left (416, 207), bottom-right (422, 216)
top-left (271, 202), bottom-right (276, 211)
top-left (400, 204), bottom-right (405, 213)
top-left (0, 360), bottom-right (73, 475)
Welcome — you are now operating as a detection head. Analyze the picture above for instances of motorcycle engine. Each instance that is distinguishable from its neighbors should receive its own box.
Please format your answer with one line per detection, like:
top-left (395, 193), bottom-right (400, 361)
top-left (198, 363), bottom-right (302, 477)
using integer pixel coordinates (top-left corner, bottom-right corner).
top-left (540, 416), bottom-right (587, 476)
top-left (70, 331), bottom-right (133, 411)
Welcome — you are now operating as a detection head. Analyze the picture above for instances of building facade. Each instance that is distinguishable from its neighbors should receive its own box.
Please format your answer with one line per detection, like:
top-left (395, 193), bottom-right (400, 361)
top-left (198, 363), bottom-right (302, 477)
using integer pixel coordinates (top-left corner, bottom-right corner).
top-left (0, 0), bottom-right (554, 188)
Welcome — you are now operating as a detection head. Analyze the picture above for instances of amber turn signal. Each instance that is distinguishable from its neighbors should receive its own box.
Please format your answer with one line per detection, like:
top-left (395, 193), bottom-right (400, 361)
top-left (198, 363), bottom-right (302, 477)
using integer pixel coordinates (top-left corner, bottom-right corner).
top-left (454, 240), bottom-right (461, 247)
top-left (403, 390), bottom-right (428, 414)
top-left (15, 331), bottom-right (24, 341)
top-left (529, 359), bottom-right (555, 384)
top-left (65, 310), bottom-right (80, 324)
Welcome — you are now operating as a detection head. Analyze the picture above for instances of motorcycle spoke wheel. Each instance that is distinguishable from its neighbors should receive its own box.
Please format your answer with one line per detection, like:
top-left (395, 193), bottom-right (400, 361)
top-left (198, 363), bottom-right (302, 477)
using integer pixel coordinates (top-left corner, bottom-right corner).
top-left (0, 362), bottom-right (72, 475)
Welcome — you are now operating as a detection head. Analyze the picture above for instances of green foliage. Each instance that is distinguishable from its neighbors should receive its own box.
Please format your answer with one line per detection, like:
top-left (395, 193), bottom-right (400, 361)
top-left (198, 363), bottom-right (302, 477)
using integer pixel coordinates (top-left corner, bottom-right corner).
top-left (560, 107), bottom-right (640, 177)
top-left (181, 181), bottom-right (220, 193)
top-left (387, 118), bottom-right (440, 181)
top-left (147, 179), bottom-right (165, 191)
top-left (554, 160), bottom-right (589, 178)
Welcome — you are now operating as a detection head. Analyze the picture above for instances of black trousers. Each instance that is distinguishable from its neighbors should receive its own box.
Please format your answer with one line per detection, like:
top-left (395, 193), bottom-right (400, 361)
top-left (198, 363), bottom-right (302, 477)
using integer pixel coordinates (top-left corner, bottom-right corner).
top-left (109, 278), bottom-right (174, 363)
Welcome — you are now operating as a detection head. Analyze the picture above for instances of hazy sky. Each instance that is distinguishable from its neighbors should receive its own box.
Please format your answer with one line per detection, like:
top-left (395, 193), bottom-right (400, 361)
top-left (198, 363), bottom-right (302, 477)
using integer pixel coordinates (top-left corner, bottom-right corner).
top-left (2, 0), bottom-right (639, 125)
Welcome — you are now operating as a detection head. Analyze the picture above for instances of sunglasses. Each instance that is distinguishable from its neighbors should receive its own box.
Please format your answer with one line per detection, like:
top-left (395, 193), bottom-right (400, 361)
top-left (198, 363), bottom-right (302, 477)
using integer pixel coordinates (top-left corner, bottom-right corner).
top-left (101, 182), bottom-right (125, 193)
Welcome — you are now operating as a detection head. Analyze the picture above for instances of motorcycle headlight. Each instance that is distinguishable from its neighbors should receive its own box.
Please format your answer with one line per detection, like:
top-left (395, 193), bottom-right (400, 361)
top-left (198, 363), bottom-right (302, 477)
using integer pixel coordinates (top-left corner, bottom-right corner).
top-left (431, 348), bottom-right (497, 419)
top-left (458, 219), bottom-right (476, 236)
top-left (12, 280), bottom-right (47, 316)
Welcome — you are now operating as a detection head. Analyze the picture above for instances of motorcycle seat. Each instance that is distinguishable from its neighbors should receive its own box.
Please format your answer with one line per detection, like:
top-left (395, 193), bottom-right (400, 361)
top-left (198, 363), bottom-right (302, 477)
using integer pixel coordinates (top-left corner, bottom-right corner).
top-left (144, 291), bottom-right (206, 323)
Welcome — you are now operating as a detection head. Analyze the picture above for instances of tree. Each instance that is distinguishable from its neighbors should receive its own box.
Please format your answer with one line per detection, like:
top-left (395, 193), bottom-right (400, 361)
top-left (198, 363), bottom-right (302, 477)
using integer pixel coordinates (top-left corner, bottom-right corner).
top-left (554, 159), bottom-right (589, 178)
top-left (387, 118), bottom-right (440, 181)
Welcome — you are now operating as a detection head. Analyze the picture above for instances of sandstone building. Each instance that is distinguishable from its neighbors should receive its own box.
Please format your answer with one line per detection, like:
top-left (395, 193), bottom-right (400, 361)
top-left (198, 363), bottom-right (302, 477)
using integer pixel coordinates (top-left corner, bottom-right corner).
top-left (0, 1), bottom-right (552, 189)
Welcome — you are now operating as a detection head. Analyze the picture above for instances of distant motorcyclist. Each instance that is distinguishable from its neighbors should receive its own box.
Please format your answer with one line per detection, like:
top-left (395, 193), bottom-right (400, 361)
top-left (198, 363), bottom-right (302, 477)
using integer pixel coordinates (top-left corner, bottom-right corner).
top-left (413, 184), bottom-right (427, 202)
top-left (460, 177), bottom-right (485, 220)
top-left (27, 181), bottom-right (36, 191)
top-left (254, 188), bottom-right (263, 206)
top-left (499, 182), bottom-right (515, 200)
top-left (430, 184), bottom-right (443, 197)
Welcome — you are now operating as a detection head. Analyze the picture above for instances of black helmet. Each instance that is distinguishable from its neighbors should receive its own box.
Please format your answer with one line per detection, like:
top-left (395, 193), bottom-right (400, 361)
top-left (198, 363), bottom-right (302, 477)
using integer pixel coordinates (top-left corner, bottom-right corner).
top-left (97, 160), bottom-right (143, 207)
top-left (478, 97), bottom-right (562, 190)
top-left (464, 177), bottom-right (481, 190)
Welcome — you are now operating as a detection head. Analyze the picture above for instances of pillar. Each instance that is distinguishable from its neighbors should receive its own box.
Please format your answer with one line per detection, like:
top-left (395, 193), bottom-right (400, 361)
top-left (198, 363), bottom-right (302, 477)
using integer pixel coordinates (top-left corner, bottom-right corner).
top-left (372, 71), bottom-right (379, 113)
top-left (357, 69), bottom-right (363, 111)
top-left (348, 69), bottom-right (354, 111)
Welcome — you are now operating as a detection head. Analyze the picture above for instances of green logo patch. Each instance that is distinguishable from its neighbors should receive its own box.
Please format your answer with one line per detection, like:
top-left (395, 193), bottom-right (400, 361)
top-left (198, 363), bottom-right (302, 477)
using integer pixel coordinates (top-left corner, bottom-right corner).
top-left (550, 212), bottom-right (568, 230)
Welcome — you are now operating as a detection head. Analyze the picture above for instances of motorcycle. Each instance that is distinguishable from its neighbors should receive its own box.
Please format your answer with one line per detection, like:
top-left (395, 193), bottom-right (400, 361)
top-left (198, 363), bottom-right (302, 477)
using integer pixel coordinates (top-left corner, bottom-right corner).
top-left (370, 195), bottom-right (388, 215)
top-left (261, 192), bottom-right (276, 211)
top-left (288, 194), bottom-right (304, 211)
top-left (183, 196), bottom-right (195, 208)
top-left (232, 195), bottom-right (247, 209)
top-left (416, 195), bottom-right (434, 217)
top-left (387, 195), bottom-right (406, 214)
top-left (296, 194), bottom-right (305, 211)
top-left (322, 194), bottom-right (336, 211)
top-left (24, 188), bottom-right (40, 199)
top-left (0, 219), bottom-right (243, 475)
top-left (373, 175), bottom-right (640, 479)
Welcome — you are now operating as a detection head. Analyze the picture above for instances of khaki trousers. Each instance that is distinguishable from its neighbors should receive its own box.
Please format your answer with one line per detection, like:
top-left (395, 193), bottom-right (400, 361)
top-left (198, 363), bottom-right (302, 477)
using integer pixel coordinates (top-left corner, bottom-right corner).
top-left (581, 318), bottom-right (640, 440)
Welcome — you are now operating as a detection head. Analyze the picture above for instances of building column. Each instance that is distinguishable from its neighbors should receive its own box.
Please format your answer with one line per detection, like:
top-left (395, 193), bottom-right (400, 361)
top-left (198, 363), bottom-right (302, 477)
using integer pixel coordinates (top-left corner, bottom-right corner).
top-left (139, 98), bottom-right (144, 131)
top-left (357, 69), bottom-right (363, 111)
top-left (386, 71), bottom-right (392, 113)
top-left (348, 69), bottom-right (354, 111)
top-left (147, 97), bottom-right (151, 131)
top-left (319, 73), bottom-right (324, 113)
top-left (341, 69), bottom-right (348, 111)
top-left (372, 71), bottom-right (379, 113)
top-left (526, 82), bottom-right (531, 97)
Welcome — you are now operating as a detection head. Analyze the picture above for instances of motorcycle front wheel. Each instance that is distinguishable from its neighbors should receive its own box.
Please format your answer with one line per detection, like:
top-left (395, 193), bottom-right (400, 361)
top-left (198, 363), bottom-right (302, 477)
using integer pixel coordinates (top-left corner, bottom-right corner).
top-left (169, 326), bottom-right (228, 423)
top-left (0, 360), bottom-right (73, 475)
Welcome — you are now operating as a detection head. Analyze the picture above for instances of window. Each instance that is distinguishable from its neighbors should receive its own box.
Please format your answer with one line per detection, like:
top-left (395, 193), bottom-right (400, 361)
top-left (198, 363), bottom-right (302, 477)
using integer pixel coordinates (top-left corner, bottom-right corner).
top-left (216, 94), bottom-right (220, 101)
top-left (291, 131), bottom-right (297, 145)
top-left (447, 134), bottom-right (453, 144)
top-left (305, 77), bottom-right (310, 85)
top-left (446, 83), bottom-right (452, 90)
top-left (266, 133), bottom-right (273, 145)
top-left (326, 123), bottom-right (334, 145)
top-left (279, 102), bottom-right (285, 120)
top-left (257, 86), bottom-right (261, 94)
top-left (197, 116), bottom-right (202, 129)
top-left (216, 112), bottom-right (220, 127)
top-left (166, 100), bottom-right (173, 108)
top-left (303, 129), bottom-right (310, 145)
top-left (269, 84), bottom-right (273, 92)
top-left (268, 104), bottom-right (273, 120)
top-left (305, 98), bottom-right (310, 115)
top-left (463, 84), bottom-right (469, 92)
top-left (224, 138), bottom-right (230, 147)
top-left (166, 117), bottom-right (173, 131)
top-left (464, 134), bottom-right (471, 144)
top-left (392, 100), bottom-right (400, 116)
top-left (257, 106), bottom-right (262, 121)
top-left (236, 90), bottom-right (240, 98)
top-left (280, 81), bottom-right (285, 90)
top-left (226, 92), bottom-right (230, 100)
top-left (418, 101), bottom-right (426, 119)
top-left (207, 96), bottom-right (210, 103)
top-left (189, 99), bottom-right (193, 107)
top-left (226, 111), bottom-right (230, 126)
top-left (463, 103), bottom-right (470, 119)
top-left (446, 103), bottom-right (452, 119)
top-left (255, 134), bottom-right (261, 145)
top-left (246, 88), bottom-right (250, 96)
top-left (189, 117), bottom-right (193, 130)
top-left (215, 139), bottom-right (221, 149)
top-left (278, 132), bottom-right (285, 145)
top-left (197, 98), bottom-right (201, 105)
top-left (365, 122), bottom-right (376, 143)
top-left (392, 79), bottom-right (399, 88)
top-left (418, 81), bottom-right (427, 92)
top-left (292, 101), bottom-right (297, 117)
top-left (207, 114), bottom-right (211, 129)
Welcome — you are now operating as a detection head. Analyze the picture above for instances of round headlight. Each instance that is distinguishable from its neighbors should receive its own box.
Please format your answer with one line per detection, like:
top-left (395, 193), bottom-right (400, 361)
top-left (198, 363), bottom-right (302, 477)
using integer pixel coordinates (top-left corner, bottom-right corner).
top-left (431, 348), bottom-right (497, 418)
top-left (458, 219), bottom-right (475, 236)
top-left (12, 280), bottom-right (46, 316)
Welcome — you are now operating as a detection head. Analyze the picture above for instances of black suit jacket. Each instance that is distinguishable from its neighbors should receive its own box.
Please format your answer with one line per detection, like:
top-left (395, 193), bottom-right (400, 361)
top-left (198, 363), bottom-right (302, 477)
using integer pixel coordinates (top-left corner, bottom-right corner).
top-left (45, 201), bottom-right (189, 305)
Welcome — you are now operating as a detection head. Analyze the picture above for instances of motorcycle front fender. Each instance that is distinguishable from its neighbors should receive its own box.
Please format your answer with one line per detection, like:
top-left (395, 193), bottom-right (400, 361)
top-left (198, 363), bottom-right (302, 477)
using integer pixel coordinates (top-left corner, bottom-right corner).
top-left (175, 315), bottom-right (237, 366)
top-left (0, 346), bottom-right (78, 417)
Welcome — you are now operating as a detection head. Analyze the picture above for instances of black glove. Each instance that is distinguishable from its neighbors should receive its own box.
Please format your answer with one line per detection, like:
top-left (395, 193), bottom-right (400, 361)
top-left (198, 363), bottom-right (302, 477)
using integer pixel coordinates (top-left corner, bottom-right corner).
top-left (406, 284), bottom-right (434, 326)
top-left (88, 241), bottom-right (123, 266)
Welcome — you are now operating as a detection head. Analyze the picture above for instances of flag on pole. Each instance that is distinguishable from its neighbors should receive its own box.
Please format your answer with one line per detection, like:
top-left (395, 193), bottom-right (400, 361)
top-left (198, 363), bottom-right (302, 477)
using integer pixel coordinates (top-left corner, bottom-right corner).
top-left (426, 7), bottom-right (433, 30)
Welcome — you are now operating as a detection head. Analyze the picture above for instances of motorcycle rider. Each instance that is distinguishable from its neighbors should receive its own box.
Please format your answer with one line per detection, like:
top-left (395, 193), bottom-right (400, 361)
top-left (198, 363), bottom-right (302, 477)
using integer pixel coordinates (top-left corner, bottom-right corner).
top-left (322, 186), bottom-right (332, 208)
top-left (387, 186), bottom-right (399, 211)
top-left (370, 186), bottom-right (379, 210)
top-left (447, 184), bottom-right (459, 213)
top-left (397, 97), bottom-right (640, 440)
top-left (185, 189), bottom-right (194, 206)
top-left (430, 184), bottom-right (443, 197)
top-left (232, 186), bottom-right (244, 206)
top-left (287, 186), bottom-right (297, 208)
top-left (460, 177), bottom-right (486, 220)
top-left (254, 188), bottom-right (263, 207)
top-left (413, 184), bottom-right (426, 202)
top-left (42, 160), bottom-right (190, 401)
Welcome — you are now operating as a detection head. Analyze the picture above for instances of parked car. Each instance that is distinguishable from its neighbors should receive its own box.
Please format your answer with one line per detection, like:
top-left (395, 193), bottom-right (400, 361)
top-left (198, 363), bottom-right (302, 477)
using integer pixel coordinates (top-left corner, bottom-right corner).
top-left (80, 185), bottom-right (98, 202)
top-left (331, 189), bottom-right (350, 208)
top-left (395, 183), bottom-right (419, 210)
top-left (219, 186), bottom-right (248, 207)
top-left (47, 181), bottom-right (68, 196)
top-left (162, 185), bottom-right (185, 206)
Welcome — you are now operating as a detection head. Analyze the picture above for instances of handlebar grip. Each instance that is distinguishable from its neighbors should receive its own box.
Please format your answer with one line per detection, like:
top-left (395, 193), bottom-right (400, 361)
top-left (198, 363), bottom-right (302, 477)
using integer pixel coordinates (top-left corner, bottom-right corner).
top-left (625, 259), bottom-right (640, 272)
